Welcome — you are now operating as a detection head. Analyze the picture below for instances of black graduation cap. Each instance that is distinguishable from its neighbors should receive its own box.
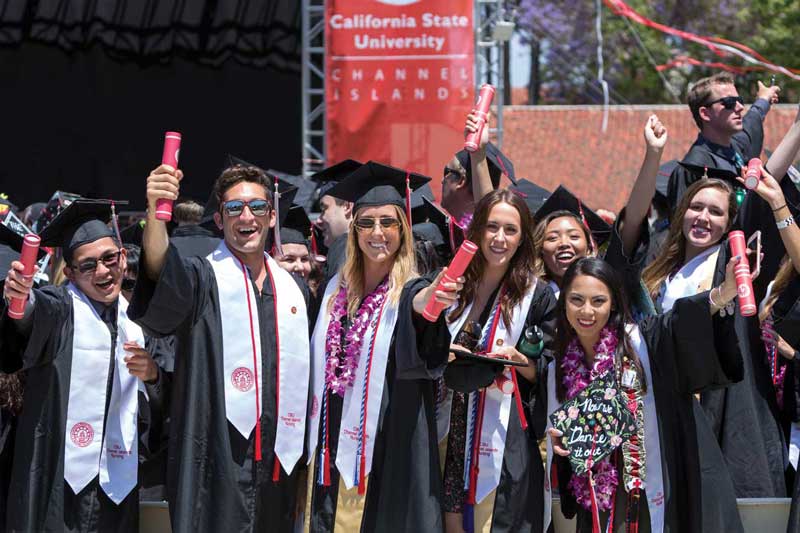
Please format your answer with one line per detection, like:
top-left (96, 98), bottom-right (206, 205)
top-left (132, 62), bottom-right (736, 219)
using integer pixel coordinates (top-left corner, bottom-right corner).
top-left (421, 197), bottom-right (464, 254)
top-left (280, 205), bottom-right (312, 246)
top-left (410, 183), bottom-right (435, 225)
top-left (509, 179), bottom-right (550, 215)
top-left (0, 195), bottom-right (17, 217)
top-left (0, 210), bottom-right (46, 258)
top-left (454, 142), bottom-right (517, 188)
top-left (677, 162), bottom-right (739, 181)
top-left (268, 168), bottom-right (315, 211)
top-left (120, 219), bottom-right (146, 247)
top-left (311, 159), bottom-right (364, 197)
top-left (38, 198), bottom-right (128, 261)
top-left (533, 185), bottom-right (611, 247)
top-left (326, 161), bottom-right (431, 216)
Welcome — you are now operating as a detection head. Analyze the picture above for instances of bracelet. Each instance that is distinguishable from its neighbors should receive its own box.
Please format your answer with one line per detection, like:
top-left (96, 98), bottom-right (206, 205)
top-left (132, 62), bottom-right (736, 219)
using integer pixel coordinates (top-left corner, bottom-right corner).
top-left (709, 287), bottom-right (722, 308)
top-left (772, 204), bottom-right (787, 212)
top-left (777, 215), bottom-right (795, 230)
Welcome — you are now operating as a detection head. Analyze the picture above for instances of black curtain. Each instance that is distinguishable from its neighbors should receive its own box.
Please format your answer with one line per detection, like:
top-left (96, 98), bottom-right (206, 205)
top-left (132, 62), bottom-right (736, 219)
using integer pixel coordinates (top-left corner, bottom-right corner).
top-left (0, 0), bottom-right (302, 210)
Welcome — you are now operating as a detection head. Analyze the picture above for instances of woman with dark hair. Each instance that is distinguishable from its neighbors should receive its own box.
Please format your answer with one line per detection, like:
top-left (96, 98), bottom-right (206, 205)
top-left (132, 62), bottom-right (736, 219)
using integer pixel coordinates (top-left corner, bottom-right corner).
top-left (544, 256), bottom-right (742, 532)
top-left (440, 188), bottom-right (556, 533)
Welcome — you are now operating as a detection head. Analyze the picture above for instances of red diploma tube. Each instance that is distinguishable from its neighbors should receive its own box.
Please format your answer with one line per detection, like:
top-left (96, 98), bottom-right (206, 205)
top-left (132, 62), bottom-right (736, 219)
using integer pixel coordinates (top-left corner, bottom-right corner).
top-left (422, 240), bottom-right (478, 322)
top-left (155, 131), bottom-right (182, 221)
top-left (728, 230), bottom-right (757, 317)
top-left (8, 234), bottom-right (40, 319)
top-left (494, 374), bottom-right (514, 394)
top-left (744, 158), bottom-right (762, 190)
top-left (464, 84), bottom-right (495, 152)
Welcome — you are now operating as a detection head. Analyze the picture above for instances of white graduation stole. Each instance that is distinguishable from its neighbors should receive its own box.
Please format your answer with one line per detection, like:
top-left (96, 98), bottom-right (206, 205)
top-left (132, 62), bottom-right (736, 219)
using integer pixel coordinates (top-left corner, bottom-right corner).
top-left (543, 325), bottom-right (665, 533)
top-left (659, 244), bottom-right (719, 312)
top-left (207, 242), bottom-right (309, 474)
top-left (306, 274), bottom-right (400, 490)
top-left (63, 284), bottom-right (143, 504)
top-left (446, 283), bottom-right (536, 503)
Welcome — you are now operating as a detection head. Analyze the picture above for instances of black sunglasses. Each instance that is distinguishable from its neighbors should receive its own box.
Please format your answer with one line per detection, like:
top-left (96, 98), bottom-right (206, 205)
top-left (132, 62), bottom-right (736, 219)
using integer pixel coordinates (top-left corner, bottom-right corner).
top-left (73, 250), bottom-right (122, 274)
top-left (354, 216), bottom-right (401, 232)
top-left (704, 95), bottom-right (744, 110)
top-left (221, 199), bottom-right (271, 217)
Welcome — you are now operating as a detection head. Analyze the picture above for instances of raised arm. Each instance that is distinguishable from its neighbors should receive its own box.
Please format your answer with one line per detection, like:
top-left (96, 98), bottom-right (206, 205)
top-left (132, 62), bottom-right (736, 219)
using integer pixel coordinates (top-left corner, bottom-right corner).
top-left (764, 103), bottom-right (800, 182)
top-left (464, 112), bottom-right (493, 202)
top-left (618, 115), bottom-right (668, 256)
top-left (739, 168), bottom-right (800, 274)
top-left (143, 164), bottom-right (183, 280)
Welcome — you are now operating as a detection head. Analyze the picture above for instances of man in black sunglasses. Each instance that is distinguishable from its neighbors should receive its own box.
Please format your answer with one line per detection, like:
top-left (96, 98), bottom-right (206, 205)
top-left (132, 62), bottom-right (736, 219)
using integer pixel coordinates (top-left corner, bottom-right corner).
top-left (1, 198), bottom-right (164, 532)
top-left (131, 162), bottom-right (311, 533)
top-left (667, 72), bottom-right (780, 211)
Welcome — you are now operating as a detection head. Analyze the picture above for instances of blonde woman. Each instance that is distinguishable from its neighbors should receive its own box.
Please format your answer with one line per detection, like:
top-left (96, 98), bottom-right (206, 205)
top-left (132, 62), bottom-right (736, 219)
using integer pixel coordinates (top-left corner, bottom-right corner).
top-left (306, 162), bottom-right (464, 532)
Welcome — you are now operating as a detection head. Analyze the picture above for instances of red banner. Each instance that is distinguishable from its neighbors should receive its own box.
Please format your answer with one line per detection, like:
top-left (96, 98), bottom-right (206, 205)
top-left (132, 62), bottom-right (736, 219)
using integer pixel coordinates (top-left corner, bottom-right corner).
top-left (325, 0), bottom-right (475, 198)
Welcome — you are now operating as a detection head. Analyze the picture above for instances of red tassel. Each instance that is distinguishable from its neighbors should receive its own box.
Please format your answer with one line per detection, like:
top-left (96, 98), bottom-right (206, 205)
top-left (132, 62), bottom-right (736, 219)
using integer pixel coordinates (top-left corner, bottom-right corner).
top-left (511, 370), bottom-right (528, 431)
top-left (322, 447), bottom-right (331, 487)
top-left (357, 451), bottom-right (367, 496)
top-left (254, 419), bottom-right (262, 462)
top-left (272, 456), bottom-right (281, 482)
top-left (310, 230), bottom-right (319, 257)
top-left (467, 391), bottom-right (487, 505)
top-left (589, 470), bottom-right (601, 533)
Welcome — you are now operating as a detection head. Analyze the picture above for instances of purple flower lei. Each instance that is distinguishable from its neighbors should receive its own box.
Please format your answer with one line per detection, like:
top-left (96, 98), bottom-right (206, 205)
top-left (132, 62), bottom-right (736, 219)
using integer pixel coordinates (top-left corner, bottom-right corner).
top-left (560, 326), bottom-right (619, 511)
top-left (324, 278), bottom-right (390, 396)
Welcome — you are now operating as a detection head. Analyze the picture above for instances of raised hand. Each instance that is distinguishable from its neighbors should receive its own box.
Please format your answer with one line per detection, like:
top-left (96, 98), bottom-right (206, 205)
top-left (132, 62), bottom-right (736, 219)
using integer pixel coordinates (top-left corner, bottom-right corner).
top-left (146, 164), bottom-right (183, 215)
top-left (756, 80), bottom-right (780, 105)
top-left (3, 260), bottom-right (37, 303)
top-left (643, 114), bottom-right (667, 151)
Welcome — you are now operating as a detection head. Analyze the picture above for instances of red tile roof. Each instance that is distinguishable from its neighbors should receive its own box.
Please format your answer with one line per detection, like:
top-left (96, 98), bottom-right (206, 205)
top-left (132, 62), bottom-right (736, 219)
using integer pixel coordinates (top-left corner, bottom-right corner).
top-left (500, 104), bottom-right (799, 212)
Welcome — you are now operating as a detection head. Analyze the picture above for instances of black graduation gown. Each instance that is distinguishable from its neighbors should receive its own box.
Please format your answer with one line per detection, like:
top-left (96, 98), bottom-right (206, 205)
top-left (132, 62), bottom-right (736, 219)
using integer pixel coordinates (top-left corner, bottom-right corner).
top-left (128, 244), bottom-right (309, 533)
top-left (0, 407), bottom-right (16, 529)
top-left (443, 281), bottom-right (557, 533)
top-left (0, 287), bottom-right (162, 533)
top-left (552, 291), bottom-right (743, 533)
top-left (773, 276), bottom-right (800, 533)
top-left (170, 224), bottom-right (222, 258)
top-left (603, 222), bottom-right (743, 531)
top-left (666, 99), bottom-right (768, 211)
top-left (698, 178), bottom-right (800, 498)
top-left (308, 276), bottom-right (451, 533)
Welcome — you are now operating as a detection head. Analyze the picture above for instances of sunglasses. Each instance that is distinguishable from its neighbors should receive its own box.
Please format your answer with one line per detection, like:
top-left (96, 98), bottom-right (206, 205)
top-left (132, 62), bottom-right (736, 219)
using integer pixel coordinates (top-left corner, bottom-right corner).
top-left (73, 250), bottom-right (122, 274)
top-left (704, 95), bottom-right (744, 110)
top-left (221, 199), bottom-right (271, 217)
top-left (353, 216), bottom-right (401, 232)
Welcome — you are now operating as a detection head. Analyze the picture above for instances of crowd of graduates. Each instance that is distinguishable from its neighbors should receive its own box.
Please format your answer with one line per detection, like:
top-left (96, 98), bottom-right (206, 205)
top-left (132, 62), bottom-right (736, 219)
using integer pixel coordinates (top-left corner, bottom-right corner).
top-left (0, 71), bottom-right (799, 533)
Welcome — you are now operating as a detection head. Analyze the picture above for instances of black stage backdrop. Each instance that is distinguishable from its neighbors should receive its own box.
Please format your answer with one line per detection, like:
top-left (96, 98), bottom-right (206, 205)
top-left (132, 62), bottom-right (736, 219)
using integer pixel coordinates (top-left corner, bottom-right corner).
top-left (0, 1), bottom-right (301, 211)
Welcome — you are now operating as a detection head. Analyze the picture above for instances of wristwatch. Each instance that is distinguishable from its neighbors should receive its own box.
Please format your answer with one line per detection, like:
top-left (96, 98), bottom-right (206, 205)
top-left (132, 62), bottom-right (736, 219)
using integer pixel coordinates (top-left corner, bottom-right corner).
top-left (777, 215), bottom-right (795, 230)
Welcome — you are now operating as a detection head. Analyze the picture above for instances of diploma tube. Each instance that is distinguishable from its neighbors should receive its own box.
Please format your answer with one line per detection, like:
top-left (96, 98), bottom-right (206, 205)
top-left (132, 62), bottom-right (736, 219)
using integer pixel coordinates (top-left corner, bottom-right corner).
top-left (494, 373), bottom-right (515, 394)
top-left (743, 158), bottom-right (762, 190)
top-left (155, 131), bottom-right (182, 221)
top-left (464, 84), bottom-right (495, 152)
top-left (728, 230), bottom-right (757, 317)
top-left (422, 240), bottom-right (478, 322)
top-left (7, 234), bottom-right (40, 319)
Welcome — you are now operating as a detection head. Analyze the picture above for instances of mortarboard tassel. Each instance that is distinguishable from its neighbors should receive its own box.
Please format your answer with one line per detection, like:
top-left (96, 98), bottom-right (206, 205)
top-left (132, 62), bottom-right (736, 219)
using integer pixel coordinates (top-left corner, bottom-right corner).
top-left (404, 172), bottom-right (412, 223)
top-left (272, 176), bottom-right (283, 258)
top-left (110, 201), bottom-right (123, 245)
top-left (495, 155), bottom-right (510, 187)
top-left (510, 370), bottom-right (528, 431)
top-left (310, 228), bottom-right (319, 257)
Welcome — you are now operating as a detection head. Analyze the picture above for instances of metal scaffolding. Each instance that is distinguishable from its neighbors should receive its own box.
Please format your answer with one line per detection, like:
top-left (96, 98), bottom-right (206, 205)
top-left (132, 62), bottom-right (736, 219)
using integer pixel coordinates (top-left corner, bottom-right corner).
top-left (300, 0), bottom-right (511, 170)
top-left (301, 0), bottom-right (326, 178)
top-left (474, 0), bottom-right (510, 149)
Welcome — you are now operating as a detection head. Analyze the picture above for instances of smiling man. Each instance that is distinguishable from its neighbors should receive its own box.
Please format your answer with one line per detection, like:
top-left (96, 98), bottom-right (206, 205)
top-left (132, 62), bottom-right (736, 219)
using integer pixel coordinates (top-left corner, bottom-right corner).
top-left (667, 73), bottom-right (780, 211)
top-left (130, 163), bottom-right (310, 533)
top-left (0, 199), bottom-right (163, 532)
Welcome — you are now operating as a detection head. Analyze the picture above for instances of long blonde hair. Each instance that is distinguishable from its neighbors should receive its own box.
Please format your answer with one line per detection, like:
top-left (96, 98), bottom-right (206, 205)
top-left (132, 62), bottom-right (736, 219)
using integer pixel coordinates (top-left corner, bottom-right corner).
top-left (642, 179), bottom-right (736, 299)
top-left (334, 204), bottom-right (418, 318)
top-left (759, 256), bottom-right (799, 322)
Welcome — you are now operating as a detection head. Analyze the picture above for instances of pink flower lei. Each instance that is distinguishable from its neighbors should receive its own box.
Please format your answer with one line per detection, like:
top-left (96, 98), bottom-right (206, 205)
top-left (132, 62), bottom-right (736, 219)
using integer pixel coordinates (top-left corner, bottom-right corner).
top-left (560, 326), bottom-right (620, 511)
top-left (324, 277), bottom-right (390, 396)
